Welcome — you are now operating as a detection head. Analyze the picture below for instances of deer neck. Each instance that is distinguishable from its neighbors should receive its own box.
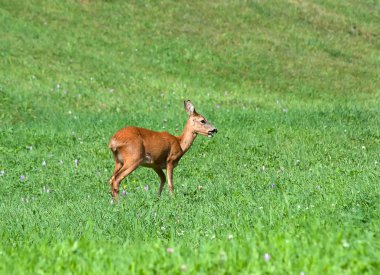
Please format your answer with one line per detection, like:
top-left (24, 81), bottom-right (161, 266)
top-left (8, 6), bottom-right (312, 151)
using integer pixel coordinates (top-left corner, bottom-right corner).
top-left (178, 119), bottom-right (197, 153)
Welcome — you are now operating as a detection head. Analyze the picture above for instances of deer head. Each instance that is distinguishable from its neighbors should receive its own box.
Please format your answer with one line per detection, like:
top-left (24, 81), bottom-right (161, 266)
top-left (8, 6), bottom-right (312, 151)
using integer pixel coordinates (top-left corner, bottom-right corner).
top-left (184, 100), bottom-right (218, 138)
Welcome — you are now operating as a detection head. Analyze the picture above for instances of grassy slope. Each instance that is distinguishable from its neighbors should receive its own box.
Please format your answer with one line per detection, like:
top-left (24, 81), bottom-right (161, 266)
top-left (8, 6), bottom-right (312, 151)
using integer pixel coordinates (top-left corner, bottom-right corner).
top-left (0, 0), bottom-right (379, 273)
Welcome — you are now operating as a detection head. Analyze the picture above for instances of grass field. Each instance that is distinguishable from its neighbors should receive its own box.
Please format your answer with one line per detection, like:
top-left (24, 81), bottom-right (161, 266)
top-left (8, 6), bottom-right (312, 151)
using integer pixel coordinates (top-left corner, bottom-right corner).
top-left (1, 0), bottom-right (380, 273)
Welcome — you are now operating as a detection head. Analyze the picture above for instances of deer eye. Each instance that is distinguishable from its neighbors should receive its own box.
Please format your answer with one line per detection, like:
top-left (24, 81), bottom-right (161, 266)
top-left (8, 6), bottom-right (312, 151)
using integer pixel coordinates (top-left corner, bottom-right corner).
top-left (200, 119), bottom-right (206, 124)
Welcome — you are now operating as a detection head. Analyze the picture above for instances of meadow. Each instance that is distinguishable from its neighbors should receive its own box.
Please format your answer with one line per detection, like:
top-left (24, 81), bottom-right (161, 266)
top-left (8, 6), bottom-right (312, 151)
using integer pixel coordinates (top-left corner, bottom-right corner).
top-left (0, 0), bottom-right (379, 273)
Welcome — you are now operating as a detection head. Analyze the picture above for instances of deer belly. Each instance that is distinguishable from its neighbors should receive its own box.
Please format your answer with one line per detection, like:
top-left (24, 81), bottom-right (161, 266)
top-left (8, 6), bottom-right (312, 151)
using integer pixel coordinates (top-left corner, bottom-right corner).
top-left (141, 153), bottom-right (167, 169)
top-left (143, 153), bottom-right (153, 164)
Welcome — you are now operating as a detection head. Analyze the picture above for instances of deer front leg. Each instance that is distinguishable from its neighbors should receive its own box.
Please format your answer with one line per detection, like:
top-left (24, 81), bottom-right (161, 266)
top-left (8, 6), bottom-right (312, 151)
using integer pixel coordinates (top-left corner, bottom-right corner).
top-left (166, 163), bottom-right (174, 194)
top-left (153, 167), bottom-right (166, 196)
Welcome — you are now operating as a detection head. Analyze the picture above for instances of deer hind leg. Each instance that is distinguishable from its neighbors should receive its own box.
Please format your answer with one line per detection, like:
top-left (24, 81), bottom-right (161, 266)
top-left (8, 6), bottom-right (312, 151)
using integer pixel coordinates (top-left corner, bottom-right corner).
top-left (153, 167), bottom-right (166, 196)
top-left (109, 149), bottom-right (123, 186)
top-left (111, 148), bottom-right (143, 198)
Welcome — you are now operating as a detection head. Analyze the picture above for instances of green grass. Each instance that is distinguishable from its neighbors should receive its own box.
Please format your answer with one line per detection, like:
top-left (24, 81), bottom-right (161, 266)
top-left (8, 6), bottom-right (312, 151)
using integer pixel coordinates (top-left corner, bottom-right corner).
top-left (1, 0), bottom-right (380, 273)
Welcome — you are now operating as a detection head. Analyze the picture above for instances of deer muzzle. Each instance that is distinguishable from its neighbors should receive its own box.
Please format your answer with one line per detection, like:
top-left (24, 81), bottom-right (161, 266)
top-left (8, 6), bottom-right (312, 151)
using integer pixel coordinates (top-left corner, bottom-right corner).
top-left (208, 128), bottom-right (218, 138)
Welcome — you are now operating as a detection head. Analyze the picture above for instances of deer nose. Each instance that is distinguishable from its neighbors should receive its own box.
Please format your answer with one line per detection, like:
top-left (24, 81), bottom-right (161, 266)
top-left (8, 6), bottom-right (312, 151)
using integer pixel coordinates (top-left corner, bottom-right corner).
top-left (211, 128), bottom-right (218, 134)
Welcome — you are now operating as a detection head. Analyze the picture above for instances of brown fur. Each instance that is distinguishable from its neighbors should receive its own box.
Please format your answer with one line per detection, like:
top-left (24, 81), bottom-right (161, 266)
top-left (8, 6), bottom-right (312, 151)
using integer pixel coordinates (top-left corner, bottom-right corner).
top-left (108, 100), bottom-right (217, 198)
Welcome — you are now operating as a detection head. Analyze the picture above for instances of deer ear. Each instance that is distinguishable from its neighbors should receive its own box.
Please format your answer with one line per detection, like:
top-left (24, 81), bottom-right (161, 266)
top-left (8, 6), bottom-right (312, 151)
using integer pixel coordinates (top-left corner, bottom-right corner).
top-left (184, 100), bottom-right (195, 116)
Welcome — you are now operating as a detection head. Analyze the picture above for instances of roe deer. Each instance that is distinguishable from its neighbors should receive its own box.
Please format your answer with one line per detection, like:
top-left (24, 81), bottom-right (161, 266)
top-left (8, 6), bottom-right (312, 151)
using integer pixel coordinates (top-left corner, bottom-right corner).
top-left (108, 100), bottom-right (217, 198)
